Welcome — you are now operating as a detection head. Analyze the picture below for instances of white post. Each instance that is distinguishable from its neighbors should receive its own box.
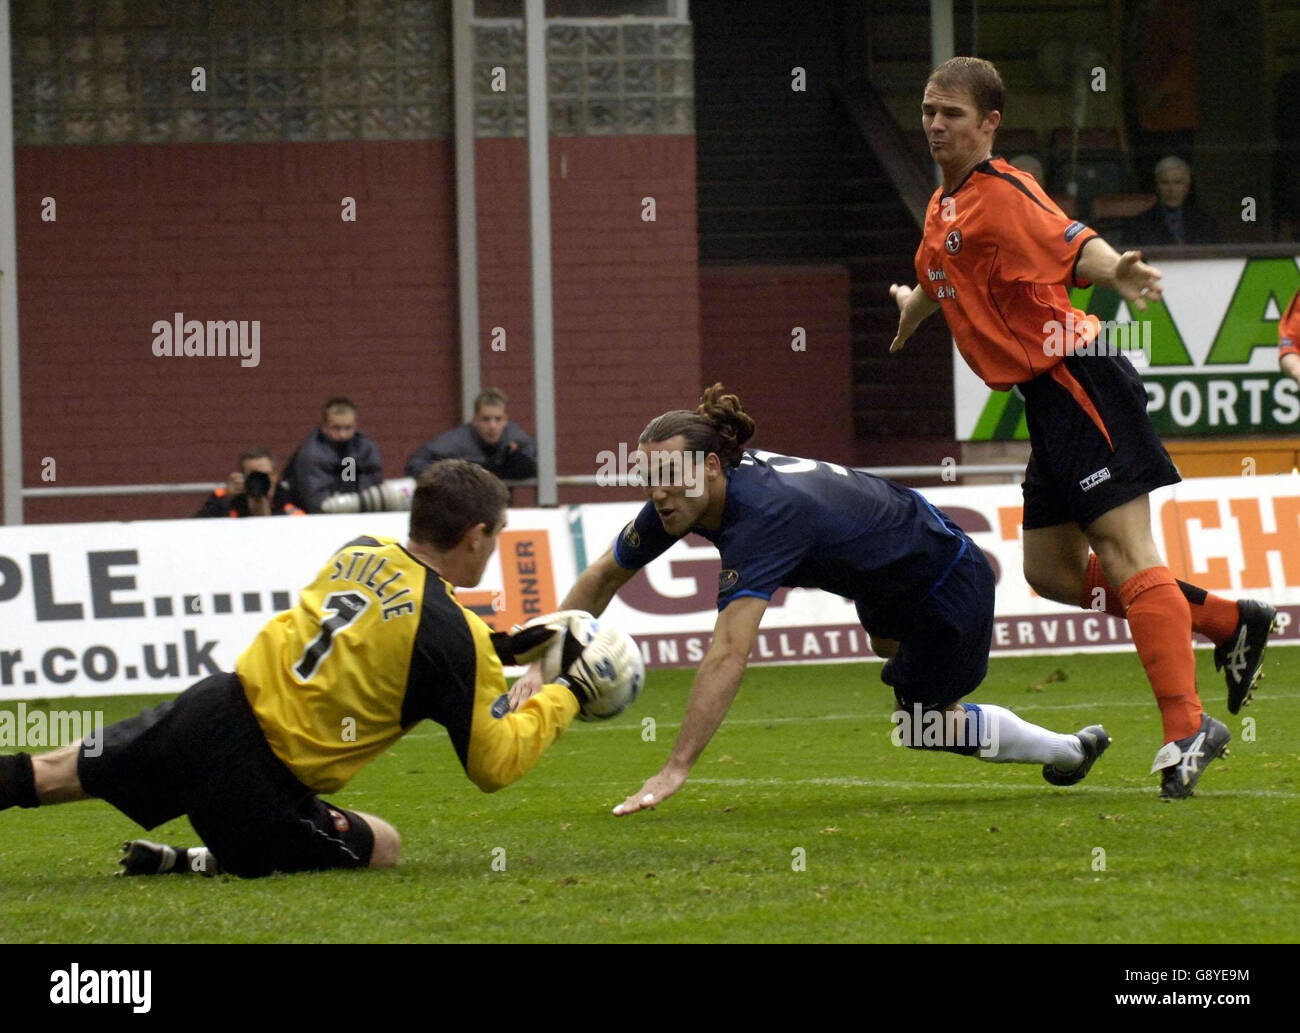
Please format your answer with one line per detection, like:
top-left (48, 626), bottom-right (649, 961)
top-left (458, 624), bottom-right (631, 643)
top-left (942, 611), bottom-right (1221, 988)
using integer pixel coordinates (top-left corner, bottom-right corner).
top-left (0, 0), bottom-right (22, 525)
top-left (524, 0), bottom-right (556, 506)
top-left (929, 0), bottom-right (954, 188)
top-left (452, 0), bottom-right (481, 424)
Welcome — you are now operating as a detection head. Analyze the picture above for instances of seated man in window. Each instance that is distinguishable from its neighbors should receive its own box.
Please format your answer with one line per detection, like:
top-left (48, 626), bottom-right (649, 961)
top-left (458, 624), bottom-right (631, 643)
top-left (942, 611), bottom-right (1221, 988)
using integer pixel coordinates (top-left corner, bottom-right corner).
top-left (285, 397), bottom-right (385, 514)
top-left (405, 388), bottom-right (538, 483)
top-left (1122, 155), bottom-right (1221, 246)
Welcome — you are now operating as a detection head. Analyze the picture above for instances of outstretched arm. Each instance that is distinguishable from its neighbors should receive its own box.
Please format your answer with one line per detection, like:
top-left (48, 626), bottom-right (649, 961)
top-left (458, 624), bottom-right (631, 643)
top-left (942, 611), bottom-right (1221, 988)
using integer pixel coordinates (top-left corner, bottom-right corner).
top-left (466, 680), bottom-right (580, 792)
top-left (506, 545), bottom-right (636, 711)
top-left (1283, 352), bottom-right (1300, 388)
top-left (1076, 236), bottom-right (1164, 310)
top-left (888, 283), bottom-right (941, 354)
top-left (612, 594), bottom-right (768, 816)
top-left (561, 545), bottom-right (636, 617)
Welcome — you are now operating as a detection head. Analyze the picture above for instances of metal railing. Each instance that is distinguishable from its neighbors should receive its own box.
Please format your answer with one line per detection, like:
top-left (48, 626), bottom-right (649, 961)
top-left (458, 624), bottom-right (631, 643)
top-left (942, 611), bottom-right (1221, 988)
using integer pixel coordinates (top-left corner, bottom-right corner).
top-left (20, 464), bottom-right (1026, 500)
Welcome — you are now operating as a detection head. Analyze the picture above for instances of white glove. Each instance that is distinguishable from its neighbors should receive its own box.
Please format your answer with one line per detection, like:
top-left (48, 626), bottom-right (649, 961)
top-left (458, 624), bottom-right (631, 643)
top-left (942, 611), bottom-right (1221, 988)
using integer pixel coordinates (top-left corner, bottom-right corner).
top-left (561, 625), bottom-right (645, 722)
top-left (507, 610), bottom-right (597, 679)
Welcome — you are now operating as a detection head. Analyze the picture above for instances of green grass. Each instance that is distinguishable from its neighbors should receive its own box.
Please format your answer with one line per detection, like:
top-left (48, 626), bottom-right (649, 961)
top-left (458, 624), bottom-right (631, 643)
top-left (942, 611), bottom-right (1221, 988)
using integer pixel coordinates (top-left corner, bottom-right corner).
top-left (2, 646), bottom-right (1298, 943)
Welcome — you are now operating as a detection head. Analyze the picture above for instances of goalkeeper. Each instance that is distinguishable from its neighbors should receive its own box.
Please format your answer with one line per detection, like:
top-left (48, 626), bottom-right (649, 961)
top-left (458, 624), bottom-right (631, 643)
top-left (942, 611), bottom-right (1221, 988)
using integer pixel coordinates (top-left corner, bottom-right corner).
top-left (0, 460), bottom-right (629, 878)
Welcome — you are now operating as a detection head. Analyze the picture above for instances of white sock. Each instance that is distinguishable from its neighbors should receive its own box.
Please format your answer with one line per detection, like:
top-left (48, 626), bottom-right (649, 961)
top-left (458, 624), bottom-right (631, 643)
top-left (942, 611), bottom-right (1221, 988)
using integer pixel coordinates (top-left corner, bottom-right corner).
top-left (965, 704), bottom-right (1085, 766)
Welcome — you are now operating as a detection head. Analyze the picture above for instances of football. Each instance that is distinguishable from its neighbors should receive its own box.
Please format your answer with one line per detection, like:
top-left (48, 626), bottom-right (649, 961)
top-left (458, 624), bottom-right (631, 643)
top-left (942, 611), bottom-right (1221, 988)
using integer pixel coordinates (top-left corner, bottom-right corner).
top-left (572, 624), bottom-right (646, 722)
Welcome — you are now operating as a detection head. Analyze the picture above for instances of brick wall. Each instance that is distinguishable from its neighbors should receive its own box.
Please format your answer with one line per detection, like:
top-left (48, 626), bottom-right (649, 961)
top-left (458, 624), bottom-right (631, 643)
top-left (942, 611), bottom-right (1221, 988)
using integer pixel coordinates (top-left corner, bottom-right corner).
top-left (12, 133), bottom-right (701, 521)
top-left (477, 134), bottom-right (702, 505)
top-left (699, 265), bottom-right (854, 464)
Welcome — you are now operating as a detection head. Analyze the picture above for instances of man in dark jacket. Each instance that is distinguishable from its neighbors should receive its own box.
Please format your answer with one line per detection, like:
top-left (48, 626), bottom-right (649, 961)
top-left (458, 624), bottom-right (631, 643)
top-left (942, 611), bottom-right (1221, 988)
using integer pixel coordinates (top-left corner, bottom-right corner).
top-left (405, 388), bottom-right (538, 483)
top-left (1122, 155), bottom-right (1221, 246)
top-left (285, 397), bottom-right (384, 513)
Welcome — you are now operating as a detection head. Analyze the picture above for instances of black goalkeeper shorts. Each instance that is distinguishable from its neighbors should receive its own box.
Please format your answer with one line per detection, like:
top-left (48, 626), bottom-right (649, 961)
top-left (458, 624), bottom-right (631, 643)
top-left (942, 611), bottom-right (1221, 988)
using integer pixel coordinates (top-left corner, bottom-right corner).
top-left (78, 672), bottom-right (375, 878)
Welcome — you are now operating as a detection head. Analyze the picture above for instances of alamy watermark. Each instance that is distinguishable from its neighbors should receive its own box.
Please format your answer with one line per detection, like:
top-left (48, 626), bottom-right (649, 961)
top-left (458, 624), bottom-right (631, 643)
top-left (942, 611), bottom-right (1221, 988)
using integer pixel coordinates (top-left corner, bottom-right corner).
top-left (594, 443), bottom-right (707, 498)
top-left (50, 964), bottom-right (151, 1013)
top-left (0, 703), bottom-right (104, 757)
top-left (890, 702), bottom-right (999, 758)
top-left (1043, 312), bottom-right (1150, 367)
top-left (152, 312), bottom-right (260, 368)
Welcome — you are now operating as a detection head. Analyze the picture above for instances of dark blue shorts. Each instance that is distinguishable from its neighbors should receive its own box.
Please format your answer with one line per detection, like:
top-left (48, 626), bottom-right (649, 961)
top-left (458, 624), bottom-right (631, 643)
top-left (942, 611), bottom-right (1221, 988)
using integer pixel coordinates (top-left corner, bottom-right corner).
top-left (873, 539), bottom-right (995, 710)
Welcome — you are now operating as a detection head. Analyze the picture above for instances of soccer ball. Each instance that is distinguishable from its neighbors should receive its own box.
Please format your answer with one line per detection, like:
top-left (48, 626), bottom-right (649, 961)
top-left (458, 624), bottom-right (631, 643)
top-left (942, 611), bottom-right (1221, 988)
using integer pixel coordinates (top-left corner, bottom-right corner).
top-left (525, 612), bottom-right (644, 721)
top-left (574, 625), bottom-right (645, 722)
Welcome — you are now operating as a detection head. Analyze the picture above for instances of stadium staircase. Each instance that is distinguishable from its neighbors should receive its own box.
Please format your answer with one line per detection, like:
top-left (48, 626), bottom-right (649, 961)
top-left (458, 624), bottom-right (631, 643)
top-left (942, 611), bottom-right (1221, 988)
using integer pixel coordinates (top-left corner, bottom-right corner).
top-left (692, 1), bottom-right (954, 448)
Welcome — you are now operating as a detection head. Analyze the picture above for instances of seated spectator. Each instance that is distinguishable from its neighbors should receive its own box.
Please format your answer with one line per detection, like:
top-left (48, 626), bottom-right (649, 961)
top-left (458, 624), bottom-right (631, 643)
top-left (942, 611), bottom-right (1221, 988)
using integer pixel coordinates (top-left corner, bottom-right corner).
top-left (284, 397), bottom-right (384, 513)
top-left (195, 448), bottom-right (303, 518)
top-left (405, 388), bottom-right (538, 482)
top-left (1122, 155), bottom-right (1221, 245)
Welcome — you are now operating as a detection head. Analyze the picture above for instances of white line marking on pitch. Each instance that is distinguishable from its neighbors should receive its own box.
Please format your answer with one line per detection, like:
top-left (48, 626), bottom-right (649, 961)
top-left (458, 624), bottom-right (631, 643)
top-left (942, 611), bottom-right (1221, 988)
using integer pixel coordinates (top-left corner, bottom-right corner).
top-left (562, 691), bottom-right (1300, 733)
top-left (399, 692), bottom-right (1299, 740)
top-left (683, 776), bottom-right (1300, 799)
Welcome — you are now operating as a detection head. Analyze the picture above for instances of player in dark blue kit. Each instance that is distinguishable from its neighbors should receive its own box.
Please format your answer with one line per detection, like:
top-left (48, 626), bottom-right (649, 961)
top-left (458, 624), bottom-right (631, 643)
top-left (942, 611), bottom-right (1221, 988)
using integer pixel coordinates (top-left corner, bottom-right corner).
top-left (510, 385), bottom-right (1109, 816)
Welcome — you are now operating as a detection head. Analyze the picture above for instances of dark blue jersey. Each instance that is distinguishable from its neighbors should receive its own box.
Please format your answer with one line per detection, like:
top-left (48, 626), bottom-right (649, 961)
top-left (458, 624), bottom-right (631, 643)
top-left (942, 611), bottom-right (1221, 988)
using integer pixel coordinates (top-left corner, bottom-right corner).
top-left (612, 449), bottom-right (970, 639)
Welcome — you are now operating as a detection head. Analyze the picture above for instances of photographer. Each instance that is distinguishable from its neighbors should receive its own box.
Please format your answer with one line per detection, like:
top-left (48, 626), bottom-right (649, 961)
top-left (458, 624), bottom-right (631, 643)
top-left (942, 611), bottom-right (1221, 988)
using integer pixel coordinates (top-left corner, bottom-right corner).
top-left (195, 448), bottom-right (303, 518)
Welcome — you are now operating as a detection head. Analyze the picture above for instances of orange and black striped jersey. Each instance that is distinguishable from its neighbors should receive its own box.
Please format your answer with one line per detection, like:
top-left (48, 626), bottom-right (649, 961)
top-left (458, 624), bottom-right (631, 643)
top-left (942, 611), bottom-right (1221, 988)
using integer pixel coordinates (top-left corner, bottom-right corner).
top-left (914, 157), bottom-right (1101, 390)
top-left (235, 534), bottom-right (578, 794)
top-left (1280, 290), bottom-right (1300, 361)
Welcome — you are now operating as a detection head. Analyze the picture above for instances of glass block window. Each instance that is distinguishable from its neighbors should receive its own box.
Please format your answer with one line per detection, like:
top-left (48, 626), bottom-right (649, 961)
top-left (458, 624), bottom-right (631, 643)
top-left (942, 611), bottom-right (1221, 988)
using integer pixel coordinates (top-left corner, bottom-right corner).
top-left (9, 0), bottom-right (690, 144)
top-left (471, 0), bottom-right (692, 137)
top-left (10, 0), bottom-right (452, 145)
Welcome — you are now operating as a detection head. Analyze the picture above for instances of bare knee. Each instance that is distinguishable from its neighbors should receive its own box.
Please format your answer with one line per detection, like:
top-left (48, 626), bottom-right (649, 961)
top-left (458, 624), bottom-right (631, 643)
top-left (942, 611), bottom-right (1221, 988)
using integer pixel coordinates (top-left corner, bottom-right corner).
top-left (1084, 497), bottom-right (1163, 584)
top-left (1022, 555), bottom-right (1084, 604)
top-left (1022, 558), bottom-right (1058, 601)
top-left (870, 635), bottom-right (899, 660)
top-left (359, 813), bottom-right (400, 869)
top-left (1089, 534), bottom-right (1161, 587)
top-left (1022, 526), bottom-right (1090, 605)
top-left (31, 742), bottom-right (87, 804)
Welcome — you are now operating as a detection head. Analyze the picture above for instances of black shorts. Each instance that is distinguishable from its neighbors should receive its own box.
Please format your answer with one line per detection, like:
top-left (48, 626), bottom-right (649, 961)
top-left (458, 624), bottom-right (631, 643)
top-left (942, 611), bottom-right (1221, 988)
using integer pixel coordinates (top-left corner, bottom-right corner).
top-left (78, 673), bottom-right (375, 878)
top-left (1020, 351), bottom-right (1180, 531)
top-left (873, 538), bottom-right (995, 710)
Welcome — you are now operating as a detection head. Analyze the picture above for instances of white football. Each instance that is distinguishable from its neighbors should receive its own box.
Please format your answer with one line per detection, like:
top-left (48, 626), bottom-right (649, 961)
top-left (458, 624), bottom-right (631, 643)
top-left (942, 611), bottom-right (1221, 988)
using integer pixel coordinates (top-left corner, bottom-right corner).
top-left (572, 624), bottom-right (646, 722)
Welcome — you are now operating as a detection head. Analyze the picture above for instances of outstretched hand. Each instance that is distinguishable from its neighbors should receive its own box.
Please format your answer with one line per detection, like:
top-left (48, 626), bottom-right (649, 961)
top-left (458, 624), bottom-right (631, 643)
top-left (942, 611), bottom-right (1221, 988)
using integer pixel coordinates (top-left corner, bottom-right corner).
top-left (1112, 250), bottom-right (1163, 311)
top-left (889, 283), bottom-right (915, 353)
top-left (612, 766), bottom-right (688, 816)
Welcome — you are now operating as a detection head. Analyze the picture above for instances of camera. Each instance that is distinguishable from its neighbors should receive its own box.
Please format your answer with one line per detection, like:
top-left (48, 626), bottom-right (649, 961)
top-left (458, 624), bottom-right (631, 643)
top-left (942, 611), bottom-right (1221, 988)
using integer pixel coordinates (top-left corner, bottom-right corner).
top-left (244, 470), bottom-right (272, 499)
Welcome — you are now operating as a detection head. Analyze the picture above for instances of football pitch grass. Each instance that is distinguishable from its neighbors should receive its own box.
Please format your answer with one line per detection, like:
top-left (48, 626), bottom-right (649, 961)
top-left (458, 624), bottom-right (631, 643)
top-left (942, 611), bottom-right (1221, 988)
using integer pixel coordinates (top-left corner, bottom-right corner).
top-left (2, 646), bottom-right (1297, 944)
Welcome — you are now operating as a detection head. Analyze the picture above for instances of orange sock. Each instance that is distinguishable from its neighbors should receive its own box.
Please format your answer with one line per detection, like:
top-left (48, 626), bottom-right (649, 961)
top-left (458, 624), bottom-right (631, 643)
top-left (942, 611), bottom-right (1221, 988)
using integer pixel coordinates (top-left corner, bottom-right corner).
top-left (1082, 553), bottom-right (1239, 643)
top-left (1174, 577), bottom-right (1239, 642)
top-left (1118, 566), bottom-right (1201, 742)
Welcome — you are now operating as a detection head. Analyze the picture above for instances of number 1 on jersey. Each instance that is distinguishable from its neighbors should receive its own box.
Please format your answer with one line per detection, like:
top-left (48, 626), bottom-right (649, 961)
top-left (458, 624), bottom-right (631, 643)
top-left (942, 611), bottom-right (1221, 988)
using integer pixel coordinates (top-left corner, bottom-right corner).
top-left (294, 590), bottom-right (370, 681)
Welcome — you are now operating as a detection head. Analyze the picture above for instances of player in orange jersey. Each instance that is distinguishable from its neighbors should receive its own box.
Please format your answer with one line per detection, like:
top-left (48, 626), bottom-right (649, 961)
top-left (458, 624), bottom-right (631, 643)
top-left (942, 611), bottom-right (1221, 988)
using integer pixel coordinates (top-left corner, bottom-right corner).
top-left (889, 57), bottom-right (1276, 799)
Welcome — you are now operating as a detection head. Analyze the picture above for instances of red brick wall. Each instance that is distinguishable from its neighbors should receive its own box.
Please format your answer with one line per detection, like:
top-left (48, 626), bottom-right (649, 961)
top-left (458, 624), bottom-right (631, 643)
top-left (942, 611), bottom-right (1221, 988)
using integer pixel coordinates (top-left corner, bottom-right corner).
top-left (12, 134), bottom-right (701, 521)
top-left (477, 135), bottom-right (702, 506)
top-left (699, 265), bottom-right (854, 464)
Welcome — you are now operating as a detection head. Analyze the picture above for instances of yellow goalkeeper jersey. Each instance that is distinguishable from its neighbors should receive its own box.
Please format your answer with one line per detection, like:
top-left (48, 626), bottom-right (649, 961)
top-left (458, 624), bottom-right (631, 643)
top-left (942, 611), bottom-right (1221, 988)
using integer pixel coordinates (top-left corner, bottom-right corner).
top-left (236, 534), bottom-right (578, 794)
